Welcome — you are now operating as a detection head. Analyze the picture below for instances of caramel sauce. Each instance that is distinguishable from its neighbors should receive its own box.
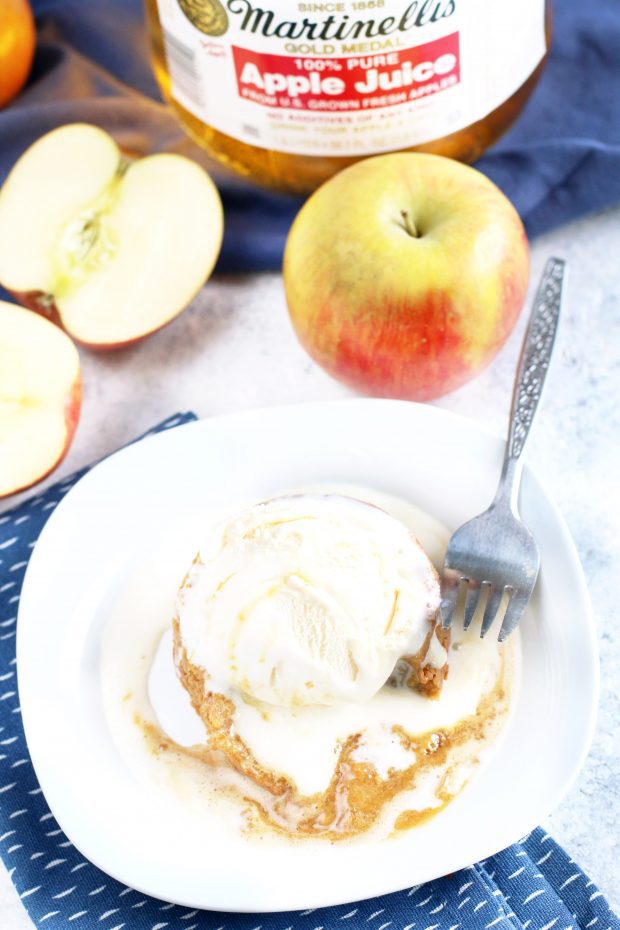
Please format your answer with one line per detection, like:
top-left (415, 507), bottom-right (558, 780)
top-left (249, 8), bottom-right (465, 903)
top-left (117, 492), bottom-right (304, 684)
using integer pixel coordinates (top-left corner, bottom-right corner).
top-left (136, 658), bottom-right (507, 841)
top-left (393, 800), bottom-right (449, 832)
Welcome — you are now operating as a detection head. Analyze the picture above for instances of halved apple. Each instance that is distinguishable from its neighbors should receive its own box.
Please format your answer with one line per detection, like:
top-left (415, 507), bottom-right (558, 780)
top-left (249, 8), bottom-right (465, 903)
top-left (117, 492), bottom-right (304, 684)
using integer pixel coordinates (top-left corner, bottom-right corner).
top-left (0, 124), bottom-right (223, 349)
top-left (0, 301), bottom-right (81, 498)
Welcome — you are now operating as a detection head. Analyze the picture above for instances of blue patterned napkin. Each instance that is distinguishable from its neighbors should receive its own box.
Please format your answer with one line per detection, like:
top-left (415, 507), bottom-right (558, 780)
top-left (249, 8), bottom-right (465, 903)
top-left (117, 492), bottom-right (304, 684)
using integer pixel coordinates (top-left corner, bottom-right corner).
top-left (0, 415), bottom-right (618, 930)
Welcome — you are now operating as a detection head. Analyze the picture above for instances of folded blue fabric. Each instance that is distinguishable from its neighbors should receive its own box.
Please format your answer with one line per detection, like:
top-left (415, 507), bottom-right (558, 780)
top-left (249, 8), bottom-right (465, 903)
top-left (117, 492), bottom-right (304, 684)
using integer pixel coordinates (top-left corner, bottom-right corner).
top-left (0, 0), bottom-right (618, 274)
top-left (0, 415), bottom-right (619, 929)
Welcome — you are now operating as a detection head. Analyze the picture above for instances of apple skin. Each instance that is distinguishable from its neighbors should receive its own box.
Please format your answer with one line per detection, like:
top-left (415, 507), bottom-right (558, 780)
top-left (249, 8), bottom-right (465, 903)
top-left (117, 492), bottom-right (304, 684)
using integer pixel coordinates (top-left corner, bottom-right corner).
top-left (283, 153), bottom-right (530, 402)
top-left (62, 378), bottom-right (82, 456)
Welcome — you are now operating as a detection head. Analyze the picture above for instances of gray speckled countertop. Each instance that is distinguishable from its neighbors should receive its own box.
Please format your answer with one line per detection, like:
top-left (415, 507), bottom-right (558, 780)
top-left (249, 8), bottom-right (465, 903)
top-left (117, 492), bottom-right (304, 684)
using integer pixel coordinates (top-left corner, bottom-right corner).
top-left (1, 205), bottom-right (619, 925)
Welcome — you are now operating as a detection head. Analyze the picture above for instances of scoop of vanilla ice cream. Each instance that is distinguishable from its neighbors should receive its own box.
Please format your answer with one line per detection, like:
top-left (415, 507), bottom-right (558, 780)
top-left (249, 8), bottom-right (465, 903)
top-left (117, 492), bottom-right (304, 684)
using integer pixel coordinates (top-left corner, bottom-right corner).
top-left (176, 494), bottom-right (440, 707)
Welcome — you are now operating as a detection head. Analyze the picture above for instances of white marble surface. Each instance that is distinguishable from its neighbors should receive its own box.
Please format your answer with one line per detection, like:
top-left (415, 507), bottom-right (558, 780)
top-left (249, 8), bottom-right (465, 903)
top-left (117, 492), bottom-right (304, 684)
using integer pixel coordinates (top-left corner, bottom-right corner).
top-left (1, 205), bottom-right (619, 926)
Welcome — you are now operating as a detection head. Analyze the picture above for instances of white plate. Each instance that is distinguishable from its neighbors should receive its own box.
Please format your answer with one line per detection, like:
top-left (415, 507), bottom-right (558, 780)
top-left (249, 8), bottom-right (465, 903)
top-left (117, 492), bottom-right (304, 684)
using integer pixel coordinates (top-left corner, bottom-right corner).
top-left (17, 399), bottom-right (598, 913)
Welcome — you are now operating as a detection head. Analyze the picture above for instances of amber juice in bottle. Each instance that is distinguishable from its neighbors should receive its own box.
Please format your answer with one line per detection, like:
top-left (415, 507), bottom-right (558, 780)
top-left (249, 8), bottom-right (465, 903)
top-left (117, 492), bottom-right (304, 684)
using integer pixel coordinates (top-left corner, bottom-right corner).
top-left (146, 0), bottom-right (550, 194)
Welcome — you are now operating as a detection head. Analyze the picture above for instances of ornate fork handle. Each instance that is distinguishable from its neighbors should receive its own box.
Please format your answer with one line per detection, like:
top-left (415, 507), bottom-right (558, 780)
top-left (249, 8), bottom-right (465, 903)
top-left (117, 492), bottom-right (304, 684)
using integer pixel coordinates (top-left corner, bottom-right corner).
top-left (496, 257), bottom-right (567, 509)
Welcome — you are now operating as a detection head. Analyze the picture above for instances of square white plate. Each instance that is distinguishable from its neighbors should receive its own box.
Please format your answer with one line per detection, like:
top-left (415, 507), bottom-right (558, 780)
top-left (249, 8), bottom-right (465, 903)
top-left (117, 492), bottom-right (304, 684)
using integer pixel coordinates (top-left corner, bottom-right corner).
top-left (17, 399), bottom-right (598, 912)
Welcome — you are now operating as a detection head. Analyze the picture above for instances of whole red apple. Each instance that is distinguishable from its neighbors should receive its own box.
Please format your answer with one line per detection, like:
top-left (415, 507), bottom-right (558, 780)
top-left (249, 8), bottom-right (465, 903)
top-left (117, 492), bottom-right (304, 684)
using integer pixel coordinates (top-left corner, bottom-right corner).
top-left (283, 153), bottom-right (530, 401)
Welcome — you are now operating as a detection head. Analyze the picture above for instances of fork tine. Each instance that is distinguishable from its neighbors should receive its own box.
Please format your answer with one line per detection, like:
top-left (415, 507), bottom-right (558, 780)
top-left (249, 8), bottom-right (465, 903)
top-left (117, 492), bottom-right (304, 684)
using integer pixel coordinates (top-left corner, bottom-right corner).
top-left (498, 591), bottom-right (530, 642)
top-left (480, 585), bottom-right (503, 638)
top-left (439, 570), bottom-right (461, 629)
top-left (463, 582), bottom-right (479, 630)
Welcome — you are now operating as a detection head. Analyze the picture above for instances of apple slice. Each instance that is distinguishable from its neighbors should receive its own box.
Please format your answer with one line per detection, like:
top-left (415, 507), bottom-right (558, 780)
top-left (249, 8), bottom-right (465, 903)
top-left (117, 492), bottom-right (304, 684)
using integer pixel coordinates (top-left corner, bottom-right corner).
top-left (0, 301), bottom-right (81, 498)
top-left (0, 124), bottom-right (223, 349)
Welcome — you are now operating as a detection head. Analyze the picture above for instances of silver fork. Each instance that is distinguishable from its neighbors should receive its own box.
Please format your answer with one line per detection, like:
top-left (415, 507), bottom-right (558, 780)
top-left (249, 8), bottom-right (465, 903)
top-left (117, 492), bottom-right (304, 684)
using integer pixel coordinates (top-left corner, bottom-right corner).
top-left (440, 257), bottom-right (567, 641)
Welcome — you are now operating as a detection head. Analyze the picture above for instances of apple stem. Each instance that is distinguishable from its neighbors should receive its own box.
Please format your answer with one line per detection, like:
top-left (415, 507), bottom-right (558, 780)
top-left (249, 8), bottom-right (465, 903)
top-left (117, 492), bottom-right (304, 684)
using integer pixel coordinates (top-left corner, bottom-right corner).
top-left (400, 210), bottom-right (419, 238)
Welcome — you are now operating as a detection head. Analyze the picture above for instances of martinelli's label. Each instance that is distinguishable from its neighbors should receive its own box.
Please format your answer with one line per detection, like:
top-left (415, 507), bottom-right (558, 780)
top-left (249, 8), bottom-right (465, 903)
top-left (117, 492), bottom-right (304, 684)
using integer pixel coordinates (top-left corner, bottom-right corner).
top-left (156, 0), bottom-right (546, 156)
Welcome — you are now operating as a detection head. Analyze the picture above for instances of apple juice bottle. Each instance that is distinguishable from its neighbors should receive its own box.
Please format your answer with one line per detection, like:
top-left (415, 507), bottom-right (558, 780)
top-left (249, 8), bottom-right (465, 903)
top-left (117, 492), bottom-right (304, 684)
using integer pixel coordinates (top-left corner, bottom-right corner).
top-left (145, 0), bottom-right (551, 194)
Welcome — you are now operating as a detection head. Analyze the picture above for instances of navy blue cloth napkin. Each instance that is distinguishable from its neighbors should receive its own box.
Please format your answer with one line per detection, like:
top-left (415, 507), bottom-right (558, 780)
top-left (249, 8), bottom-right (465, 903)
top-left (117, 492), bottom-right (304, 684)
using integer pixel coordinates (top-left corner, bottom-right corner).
top-left (1, 415), bottom-right (619, 929)
top-left (0, 0), bottom-right (619, 274)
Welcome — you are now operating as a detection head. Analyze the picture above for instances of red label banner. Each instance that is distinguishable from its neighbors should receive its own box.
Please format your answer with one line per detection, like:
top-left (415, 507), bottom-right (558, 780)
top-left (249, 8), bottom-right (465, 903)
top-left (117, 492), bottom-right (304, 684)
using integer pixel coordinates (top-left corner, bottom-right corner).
top-left (232, 33), bottom-right (460, 111)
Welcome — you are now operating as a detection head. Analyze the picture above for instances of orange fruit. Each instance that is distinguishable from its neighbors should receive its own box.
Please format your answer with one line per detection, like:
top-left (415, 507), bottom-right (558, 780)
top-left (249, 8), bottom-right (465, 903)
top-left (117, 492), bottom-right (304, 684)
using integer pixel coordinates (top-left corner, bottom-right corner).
top-left (0, 0), bottom-right (36, 109)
